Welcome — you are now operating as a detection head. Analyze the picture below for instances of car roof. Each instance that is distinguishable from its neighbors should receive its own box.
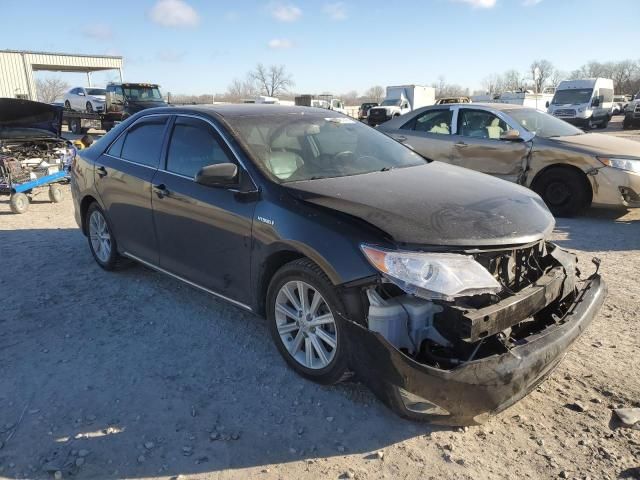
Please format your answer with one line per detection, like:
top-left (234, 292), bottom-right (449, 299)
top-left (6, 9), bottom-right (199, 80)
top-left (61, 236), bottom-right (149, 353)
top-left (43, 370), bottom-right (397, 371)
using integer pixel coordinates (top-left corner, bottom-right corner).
top-left (146, 104), bottom-right (344, 119)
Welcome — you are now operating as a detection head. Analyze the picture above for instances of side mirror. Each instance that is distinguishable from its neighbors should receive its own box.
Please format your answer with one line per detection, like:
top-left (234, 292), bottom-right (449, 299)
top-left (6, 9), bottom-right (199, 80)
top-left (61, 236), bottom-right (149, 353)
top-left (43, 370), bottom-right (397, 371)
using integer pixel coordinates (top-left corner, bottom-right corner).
top-left (195, 163), bottom-right (238, 187)
top-left (78, 91), bottom-right (85, 96)
top-left (592, 98), bottom-right (600, 107)
top-left (500, 129), bottom-right (523, 142)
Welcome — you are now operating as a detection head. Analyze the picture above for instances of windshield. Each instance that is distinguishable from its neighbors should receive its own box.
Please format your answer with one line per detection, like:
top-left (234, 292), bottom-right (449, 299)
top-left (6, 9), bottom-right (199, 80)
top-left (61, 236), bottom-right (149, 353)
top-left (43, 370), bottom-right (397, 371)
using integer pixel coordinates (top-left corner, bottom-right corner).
top-left (229, 114), bottom-right (426, 182)
top-left (551, 88), bottom-right (593, 105)
top-left (380, 99), bottom-right (401, 107)
top-left (509, 108), bottom-right (583, 138)
top-left (123, 86), bottom-right (163, 101)
top-left (86, 88), bottom-right (106, 96)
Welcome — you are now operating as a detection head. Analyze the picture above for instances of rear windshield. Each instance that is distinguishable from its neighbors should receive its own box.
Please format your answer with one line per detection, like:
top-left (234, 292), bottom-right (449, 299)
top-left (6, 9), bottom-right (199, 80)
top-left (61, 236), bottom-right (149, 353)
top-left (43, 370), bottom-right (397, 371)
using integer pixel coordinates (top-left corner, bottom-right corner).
top-left (227, 113), bottom-right (425, 182)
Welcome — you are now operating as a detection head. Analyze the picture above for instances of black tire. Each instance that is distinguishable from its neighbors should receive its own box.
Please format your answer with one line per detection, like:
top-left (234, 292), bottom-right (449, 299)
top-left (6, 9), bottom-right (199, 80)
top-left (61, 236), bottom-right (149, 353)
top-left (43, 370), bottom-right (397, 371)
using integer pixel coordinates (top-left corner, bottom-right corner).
top-left (597, 116), bottom-right (609, 129)
top-left (532, 167), bottom-right (590, 217)
top-left (623, 117), bottom-right (633, 130)
top-left (64, 100), bottom-right (72, 110)
top-left (86, 102), bottom-right (93, 113)
top-left (85, 202), bottom-right (122, 270)
top-left (584, 117), bottom-right (596, 130)
top-left (266, 258), bottom-right (349, 385)
top-left (9, 192), bottom-right (29, 214)
top-left (48, 184), bottom-right (63, 203)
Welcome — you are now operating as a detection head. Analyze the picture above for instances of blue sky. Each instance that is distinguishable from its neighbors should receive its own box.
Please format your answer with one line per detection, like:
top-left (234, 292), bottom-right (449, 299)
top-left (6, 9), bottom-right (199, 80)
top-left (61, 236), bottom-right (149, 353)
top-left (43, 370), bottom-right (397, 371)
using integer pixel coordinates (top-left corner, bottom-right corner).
top-left (1, 0), bottom-right (638, 96)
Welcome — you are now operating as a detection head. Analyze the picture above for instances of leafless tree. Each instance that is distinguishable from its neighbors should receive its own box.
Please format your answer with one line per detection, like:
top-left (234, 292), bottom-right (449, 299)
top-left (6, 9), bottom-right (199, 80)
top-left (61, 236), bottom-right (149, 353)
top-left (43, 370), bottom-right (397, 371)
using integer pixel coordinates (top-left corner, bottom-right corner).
top-left (249, 64), bottom-right (294, 97)
top-left (610, 60), bottom-right (638, 93)
top-left (530, 59), bottom-right (554, 92)
top-left (481, 74), bottom-right (504, 96)
top-left (226, 76), bottom-right (259, 101)
top-left (502, 70), bottom-right (525, 91)
top-left (35, 78), bottom-right (70, 103)
top-left (341, 90), bottom-right (359, 105)
top-left (364, 85), bottom-right (384, 102)
top-left (548, 69), bottom-right (567, 89)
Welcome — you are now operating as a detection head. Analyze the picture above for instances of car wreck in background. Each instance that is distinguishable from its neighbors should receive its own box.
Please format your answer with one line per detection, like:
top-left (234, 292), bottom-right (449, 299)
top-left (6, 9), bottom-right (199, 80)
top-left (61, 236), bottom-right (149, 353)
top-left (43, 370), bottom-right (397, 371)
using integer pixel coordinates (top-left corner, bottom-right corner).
top-left (0, 98), bottom-right (75, 213)
top-left (379, 103), bottom-right (640, 216)
top-left (70, 105), bottom-right (606, 425)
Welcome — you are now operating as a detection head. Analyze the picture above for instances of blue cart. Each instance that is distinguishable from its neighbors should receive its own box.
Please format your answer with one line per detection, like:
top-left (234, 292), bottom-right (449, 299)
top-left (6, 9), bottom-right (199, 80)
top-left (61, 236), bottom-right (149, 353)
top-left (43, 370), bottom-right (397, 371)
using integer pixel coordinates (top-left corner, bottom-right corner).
top-left (0, 160), bottom-right (69, 214)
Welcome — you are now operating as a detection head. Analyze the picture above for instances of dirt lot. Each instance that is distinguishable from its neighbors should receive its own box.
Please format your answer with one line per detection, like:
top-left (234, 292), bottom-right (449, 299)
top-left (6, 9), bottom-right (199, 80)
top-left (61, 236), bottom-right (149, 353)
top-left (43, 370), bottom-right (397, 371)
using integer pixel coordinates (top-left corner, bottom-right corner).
top-left (1, 124), bottom-right (639, 480)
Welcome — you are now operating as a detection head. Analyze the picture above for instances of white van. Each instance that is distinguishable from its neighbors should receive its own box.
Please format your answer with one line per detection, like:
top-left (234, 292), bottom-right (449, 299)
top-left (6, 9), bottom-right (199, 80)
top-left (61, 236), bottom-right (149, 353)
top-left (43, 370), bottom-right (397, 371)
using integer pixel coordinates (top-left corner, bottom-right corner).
top-left (547, 78), bottom-right (614, 129)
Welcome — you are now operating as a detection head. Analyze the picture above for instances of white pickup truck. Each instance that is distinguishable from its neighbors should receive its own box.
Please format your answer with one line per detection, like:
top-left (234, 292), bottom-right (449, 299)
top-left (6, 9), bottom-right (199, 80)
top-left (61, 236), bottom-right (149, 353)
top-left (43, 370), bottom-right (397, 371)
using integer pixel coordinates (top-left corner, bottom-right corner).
top-left (367, 85), bottom-right (435, 126)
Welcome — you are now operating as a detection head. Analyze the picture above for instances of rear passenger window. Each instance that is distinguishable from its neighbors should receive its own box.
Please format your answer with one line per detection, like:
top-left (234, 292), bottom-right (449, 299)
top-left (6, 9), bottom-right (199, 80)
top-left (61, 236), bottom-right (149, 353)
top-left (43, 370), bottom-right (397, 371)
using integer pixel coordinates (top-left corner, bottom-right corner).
top-left (120, 117), bottom-right (168, 167)
top-left (166, 117), bottom-right (234, 178)
top-left (403, 109), bottom-right (452, 134)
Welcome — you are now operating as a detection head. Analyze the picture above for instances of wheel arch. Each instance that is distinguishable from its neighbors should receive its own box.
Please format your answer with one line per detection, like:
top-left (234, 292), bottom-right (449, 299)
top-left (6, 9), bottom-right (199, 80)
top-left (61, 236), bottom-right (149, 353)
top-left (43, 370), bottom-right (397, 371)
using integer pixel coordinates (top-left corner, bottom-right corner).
top-left (529, 163), bottom-right (593, 207)
top-left (254, 244), bottom-right (345, 316)
top-left (79, 194), bottom-right (99, 235)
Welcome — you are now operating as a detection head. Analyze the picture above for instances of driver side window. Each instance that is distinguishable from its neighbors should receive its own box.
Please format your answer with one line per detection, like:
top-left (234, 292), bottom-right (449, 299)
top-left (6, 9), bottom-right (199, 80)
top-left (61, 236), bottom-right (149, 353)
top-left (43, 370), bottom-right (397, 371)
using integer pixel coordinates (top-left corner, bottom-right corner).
top-left (458, 109), bottom-right (509, 140)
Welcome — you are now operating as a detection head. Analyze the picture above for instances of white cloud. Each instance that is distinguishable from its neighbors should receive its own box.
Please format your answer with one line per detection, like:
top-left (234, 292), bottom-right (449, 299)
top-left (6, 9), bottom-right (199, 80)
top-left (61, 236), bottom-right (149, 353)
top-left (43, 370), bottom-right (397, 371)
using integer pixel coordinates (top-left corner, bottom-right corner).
top-left (455, 0), bottom-right (497, 8)
top-left (323, 2), bottom-right (347, 20)
top-left (522, 0), bottom-right (542, 5)
top-left (268, 38), bottom-right (294, 49)
top-left (81, 24), bottom-right (113, 40)
top-left (268, 2), bottom-right (302, 22)
top-left (149, 0), bottom-right (200, 28)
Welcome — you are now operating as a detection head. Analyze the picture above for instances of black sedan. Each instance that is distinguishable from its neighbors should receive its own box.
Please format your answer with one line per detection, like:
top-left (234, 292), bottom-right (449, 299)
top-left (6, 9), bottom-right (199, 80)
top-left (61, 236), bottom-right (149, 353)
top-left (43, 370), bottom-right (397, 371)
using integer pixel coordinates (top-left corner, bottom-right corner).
top-left (70, 105), bottom-right (605, 425)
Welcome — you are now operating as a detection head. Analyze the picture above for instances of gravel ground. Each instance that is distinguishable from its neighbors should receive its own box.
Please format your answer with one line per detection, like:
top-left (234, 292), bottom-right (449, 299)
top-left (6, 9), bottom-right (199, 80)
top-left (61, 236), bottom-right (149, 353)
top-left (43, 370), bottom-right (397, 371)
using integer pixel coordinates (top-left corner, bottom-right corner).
top-left (0, 126), bottom-right (639, 480)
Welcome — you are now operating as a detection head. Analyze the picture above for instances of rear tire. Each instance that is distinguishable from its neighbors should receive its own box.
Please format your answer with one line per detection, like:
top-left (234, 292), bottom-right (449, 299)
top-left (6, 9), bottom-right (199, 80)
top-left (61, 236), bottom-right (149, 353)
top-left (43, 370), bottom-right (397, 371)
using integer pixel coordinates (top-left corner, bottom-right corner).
top-left (48, 184), bottom-right (63, 203)
top-left (623, 117), bottom-right (633, 130)
top-left (85, 102), bottom-right (93, 113)
top-left (85, 202), bottom-right (122, 270)
top-left (10, 193), bottom-right (29, 214)
top-left (597, 116), bottom-right (609, 129)
top-left (69, 118), bottom-right (82, 135)
top-left (266, 259), bottom-right (350, 385)
top-left (532, 167), bottom-right (590, 217)
top-left (64, 100), bottom-right (72, 110)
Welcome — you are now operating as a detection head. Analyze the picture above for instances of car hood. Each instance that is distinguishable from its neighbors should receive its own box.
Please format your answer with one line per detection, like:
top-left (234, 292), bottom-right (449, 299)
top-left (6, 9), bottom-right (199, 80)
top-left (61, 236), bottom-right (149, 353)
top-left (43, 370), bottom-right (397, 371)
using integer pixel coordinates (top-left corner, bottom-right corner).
top-left (0, 98), bottom-right (62, 137)
top-left (284, 162), bottom-right (555, 247)
top-left (547, 133), bottom-right (640, 157)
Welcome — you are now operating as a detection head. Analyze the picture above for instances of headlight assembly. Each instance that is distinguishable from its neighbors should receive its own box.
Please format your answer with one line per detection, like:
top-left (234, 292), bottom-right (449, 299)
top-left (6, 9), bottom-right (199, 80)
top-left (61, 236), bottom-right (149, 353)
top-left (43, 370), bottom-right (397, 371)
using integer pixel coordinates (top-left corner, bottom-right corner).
top-left (361, 245), bottom-right (501, 301)
top-left (598, 157), bottom-right (640, 173)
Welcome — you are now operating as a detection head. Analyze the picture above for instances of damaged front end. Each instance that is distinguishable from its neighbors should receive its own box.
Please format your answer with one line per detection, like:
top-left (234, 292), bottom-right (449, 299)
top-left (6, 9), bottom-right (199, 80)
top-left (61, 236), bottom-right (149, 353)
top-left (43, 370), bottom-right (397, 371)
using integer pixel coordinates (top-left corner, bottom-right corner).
top-left (343, 241), bottom-right (606, 425)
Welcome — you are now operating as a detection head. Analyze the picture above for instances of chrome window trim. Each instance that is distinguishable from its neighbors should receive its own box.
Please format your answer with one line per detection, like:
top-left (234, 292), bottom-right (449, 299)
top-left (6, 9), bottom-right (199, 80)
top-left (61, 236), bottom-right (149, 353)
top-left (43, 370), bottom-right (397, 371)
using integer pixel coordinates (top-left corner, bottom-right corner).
top-left (104, 113), bottom-right (171, 167)
top-left (122, 252), bottom-right (253, 312)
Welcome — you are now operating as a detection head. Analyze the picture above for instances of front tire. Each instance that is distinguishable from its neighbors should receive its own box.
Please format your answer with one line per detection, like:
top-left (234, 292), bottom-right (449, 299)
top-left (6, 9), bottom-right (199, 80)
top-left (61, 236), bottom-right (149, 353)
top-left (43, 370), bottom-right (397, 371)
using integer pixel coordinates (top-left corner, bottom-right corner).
top-left (86, 203), bottom-right (121, 270)
top-left (10, 193), bottom-right (29, 214)
top-left (533, 167), bottom-right (590, 217)
top-left (85, 102), bottom-right (93, 113)
top-left (266, 259), bottom-right (349, 385)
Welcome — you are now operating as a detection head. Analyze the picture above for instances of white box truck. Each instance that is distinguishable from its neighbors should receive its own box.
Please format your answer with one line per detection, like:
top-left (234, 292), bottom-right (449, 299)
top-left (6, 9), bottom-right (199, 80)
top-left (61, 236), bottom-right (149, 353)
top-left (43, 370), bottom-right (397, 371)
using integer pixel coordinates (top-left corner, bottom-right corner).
top-left (367, 85), bottom-right (435, 126)
top-left (547, 78), bottom-right (614, 129)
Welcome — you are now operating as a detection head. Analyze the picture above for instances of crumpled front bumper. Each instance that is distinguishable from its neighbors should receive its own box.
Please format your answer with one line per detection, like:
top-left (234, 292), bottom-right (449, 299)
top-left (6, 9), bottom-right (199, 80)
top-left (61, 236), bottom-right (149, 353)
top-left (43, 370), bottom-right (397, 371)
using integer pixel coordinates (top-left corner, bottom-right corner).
top-left (343, 274), bottom-right (606, 425)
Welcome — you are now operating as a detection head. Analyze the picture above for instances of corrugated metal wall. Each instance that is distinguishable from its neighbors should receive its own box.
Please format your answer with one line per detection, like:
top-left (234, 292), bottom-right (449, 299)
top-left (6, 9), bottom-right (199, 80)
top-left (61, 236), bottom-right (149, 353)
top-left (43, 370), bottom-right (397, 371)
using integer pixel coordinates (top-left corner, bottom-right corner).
top-left (0, 51), bottom-right (123, 101)
top-left (0, 52), bottom-right (34, 99)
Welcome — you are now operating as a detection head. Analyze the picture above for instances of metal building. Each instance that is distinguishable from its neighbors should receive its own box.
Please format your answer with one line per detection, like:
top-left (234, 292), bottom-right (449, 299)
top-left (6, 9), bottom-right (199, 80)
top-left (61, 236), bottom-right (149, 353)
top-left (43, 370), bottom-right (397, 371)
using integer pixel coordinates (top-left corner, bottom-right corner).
top-left (0, 49), bottom-right (123, 100)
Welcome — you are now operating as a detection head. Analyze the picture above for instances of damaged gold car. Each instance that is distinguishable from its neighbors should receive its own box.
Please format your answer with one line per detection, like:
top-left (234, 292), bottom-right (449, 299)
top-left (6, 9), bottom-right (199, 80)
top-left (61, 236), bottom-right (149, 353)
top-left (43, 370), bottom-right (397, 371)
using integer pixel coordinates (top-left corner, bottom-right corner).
top-left (379, 103), bottom-right (640, 216)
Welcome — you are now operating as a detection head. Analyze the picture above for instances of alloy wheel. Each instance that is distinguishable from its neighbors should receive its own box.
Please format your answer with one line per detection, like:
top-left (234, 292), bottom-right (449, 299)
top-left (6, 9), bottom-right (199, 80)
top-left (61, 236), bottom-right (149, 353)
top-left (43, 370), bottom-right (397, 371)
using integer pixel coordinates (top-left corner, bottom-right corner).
top-left (89, 210), bottom-right (112, 263)
top-left (274, 281), bottom-right (338, 370)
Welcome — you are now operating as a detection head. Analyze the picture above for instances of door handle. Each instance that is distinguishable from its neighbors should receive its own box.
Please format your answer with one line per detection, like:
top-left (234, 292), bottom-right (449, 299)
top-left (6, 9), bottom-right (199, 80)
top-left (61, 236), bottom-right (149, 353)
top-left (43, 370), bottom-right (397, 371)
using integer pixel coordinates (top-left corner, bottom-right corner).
top-left (454, 142), bottom-right (468, 148)
top-left (153, 183), bottom-right (170, 198)
top-left (96, 166), bottom-right (108, 177)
